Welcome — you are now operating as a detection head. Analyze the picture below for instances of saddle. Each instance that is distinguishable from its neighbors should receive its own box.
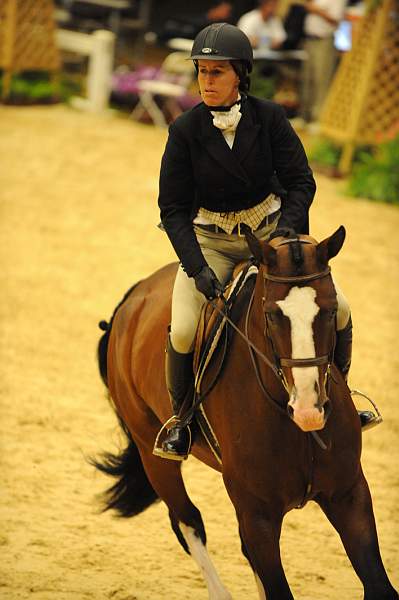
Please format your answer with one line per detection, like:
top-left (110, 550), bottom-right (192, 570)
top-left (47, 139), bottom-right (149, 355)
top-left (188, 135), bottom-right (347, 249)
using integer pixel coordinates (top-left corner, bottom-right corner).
top-left (191, 260), bottom-right (258, 463)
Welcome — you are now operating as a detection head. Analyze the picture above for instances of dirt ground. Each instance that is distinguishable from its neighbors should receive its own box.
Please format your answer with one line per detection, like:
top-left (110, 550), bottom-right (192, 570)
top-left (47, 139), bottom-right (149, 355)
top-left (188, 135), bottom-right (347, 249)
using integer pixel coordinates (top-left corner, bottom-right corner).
top-left (0, 104), bottom-right (398, 600)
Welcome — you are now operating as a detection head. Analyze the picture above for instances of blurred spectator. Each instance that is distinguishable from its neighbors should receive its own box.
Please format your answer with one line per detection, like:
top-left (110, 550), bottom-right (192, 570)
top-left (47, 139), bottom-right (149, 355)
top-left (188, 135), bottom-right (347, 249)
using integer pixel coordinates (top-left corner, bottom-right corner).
top-left (281, 3), bottom-right (307, 50)
top-left (299, 0), bottom-right (347, 127)
top-left (157, 2), bottom-right (233, 43)
top-left (207, 2), bottom-right (233, 21)
top-left (236, 0), bottom-right (287, 49)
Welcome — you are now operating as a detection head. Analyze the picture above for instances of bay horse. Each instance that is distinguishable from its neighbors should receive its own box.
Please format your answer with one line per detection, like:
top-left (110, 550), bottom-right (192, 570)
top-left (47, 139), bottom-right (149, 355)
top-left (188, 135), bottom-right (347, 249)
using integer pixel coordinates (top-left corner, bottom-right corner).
top-left (94, 227), bottom-right (398, 600)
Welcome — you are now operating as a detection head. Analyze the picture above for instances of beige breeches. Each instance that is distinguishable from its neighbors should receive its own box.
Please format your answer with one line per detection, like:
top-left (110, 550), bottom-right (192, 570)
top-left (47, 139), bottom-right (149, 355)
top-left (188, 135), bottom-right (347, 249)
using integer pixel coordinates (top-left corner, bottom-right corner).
top-left (170, 225), bottom-right (351, 354)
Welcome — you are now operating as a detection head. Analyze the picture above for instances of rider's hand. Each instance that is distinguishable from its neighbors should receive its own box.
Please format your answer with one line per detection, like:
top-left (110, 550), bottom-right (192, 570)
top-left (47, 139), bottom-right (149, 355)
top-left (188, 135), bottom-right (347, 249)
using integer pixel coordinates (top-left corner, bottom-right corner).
top-left (193, 266), bottom-right (223, 300)
top-left (269, 227), bottom-right (297, 241)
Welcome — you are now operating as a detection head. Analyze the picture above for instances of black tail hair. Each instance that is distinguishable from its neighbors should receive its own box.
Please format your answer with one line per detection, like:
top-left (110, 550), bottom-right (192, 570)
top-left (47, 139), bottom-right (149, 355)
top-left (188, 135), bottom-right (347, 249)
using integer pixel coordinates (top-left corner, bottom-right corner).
top-left (97, 280), bottom-right (142, 387)
top-left (90, 418), bottom-right (159, 517)
top-left (95, 279), bottom-right (159, 517)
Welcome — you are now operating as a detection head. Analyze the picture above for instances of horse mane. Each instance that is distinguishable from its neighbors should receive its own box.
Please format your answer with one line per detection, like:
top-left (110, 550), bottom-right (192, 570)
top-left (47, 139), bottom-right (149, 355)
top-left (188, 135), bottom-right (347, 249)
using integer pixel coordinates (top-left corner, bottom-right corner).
top-left (97, 280), bottom-right (142, 387)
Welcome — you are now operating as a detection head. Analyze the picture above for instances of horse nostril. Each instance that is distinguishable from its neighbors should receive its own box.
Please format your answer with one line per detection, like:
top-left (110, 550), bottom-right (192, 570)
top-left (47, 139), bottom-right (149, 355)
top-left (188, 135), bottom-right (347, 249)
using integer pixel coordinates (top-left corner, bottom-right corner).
top-left (287, 404), bottom-right (294, 419)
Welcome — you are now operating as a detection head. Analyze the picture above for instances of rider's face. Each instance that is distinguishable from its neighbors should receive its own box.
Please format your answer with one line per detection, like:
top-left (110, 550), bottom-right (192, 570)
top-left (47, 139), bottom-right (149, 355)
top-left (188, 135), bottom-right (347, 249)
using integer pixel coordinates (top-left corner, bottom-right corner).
top-left (197, 60), bottom-right (240, 107)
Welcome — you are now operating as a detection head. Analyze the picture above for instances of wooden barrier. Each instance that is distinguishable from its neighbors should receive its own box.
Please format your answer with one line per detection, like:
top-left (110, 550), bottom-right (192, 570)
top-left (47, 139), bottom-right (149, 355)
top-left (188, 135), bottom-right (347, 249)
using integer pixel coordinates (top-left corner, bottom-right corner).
top-left (319, 0), bottom-right (399, 173)
top-left (55, 28), bottom-right (115, 113)
top-left (0, 0), bottom-right (60, 99)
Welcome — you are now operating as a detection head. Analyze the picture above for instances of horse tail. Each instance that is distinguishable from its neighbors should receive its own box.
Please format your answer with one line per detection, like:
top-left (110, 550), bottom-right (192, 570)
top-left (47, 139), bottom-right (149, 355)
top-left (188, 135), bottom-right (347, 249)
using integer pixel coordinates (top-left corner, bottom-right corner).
top-left (97, 280), bottom-right (142, 387)
top-left (94, 279), bottom-right (159, 517)
top-left (91, 417), bottom-right (159, 517)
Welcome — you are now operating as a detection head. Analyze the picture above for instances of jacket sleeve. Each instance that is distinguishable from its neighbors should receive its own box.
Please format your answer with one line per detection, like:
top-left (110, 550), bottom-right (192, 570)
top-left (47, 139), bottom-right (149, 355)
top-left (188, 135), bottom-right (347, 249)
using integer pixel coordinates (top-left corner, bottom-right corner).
top-left (270, 104), bottom-right (316, 232)
top-left (158, 122), bottom-right (208, 277)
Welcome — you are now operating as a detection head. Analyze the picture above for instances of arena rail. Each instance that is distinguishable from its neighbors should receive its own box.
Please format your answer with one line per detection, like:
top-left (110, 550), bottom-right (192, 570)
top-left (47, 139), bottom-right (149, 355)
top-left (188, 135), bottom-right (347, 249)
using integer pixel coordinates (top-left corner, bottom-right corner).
top-left (56, 28), bottom-right (115, 113)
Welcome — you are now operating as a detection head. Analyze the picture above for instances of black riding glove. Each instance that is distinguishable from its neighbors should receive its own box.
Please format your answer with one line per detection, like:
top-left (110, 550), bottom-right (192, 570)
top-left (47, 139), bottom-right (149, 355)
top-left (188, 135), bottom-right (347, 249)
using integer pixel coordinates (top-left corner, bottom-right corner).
top-left (269, 227), bottom-right (297, 241)
top-left (193, 266), bottom-right (223, 300)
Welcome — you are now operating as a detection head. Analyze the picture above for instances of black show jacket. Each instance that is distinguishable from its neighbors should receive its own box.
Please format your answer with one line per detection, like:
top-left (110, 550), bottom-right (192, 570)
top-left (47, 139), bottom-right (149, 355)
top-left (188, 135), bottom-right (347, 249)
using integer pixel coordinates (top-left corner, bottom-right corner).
top-left (158, 95), bottom-right (316, 277)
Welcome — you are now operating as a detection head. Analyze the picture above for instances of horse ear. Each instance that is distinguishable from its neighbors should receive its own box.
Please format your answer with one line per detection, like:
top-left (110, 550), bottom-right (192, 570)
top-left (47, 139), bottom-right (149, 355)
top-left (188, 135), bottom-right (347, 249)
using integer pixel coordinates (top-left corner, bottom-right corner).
top-left (263, 241), bottom-right (277, 267)
top-left (245, 230), bottom-right (263, 263)
top-left (317, 225), bottom-right (346, 263)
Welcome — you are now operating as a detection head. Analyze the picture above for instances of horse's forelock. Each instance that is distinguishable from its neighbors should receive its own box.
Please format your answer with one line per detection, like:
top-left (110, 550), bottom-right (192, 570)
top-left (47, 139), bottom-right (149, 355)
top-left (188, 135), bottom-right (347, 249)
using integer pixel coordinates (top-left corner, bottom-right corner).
top-left (289, 239), bottom-right (304, 270)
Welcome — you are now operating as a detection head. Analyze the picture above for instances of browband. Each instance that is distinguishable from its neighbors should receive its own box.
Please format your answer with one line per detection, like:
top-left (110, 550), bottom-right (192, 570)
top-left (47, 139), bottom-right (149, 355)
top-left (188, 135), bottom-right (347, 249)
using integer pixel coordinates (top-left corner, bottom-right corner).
top-left (263, 267), bottom-right (331, 284)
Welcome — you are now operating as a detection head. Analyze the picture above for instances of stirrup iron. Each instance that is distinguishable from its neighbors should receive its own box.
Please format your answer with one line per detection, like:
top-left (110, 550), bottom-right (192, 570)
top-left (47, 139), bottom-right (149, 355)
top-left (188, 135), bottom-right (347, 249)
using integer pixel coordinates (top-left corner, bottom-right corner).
top-left (153, 416), bottom-right (192, 461)
top-left (351, 389), bottom-right (383, 431)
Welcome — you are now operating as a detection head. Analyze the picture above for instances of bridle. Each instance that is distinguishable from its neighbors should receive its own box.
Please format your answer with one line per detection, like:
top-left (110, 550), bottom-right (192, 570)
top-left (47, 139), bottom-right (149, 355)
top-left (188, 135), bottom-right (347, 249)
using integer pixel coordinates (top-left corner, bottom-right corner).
top-left (262, 264), bottom-right (334, 376)
top-left (208, 240), bottom-right (337, 449)
top-left (208, 260), bottom-right (335, 398)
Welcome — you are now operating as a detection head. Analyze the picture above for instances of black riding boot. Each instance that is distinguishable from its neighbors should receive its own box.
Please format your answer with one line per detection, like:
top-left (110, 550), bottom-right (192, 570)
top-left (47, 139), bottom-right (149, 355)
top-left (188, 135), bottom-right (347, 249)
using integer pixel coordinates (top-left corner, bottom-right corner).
top-left (334, 316), bottom-right (353, 381)
top-left (335, 316), bottom-right (379, 431)
top-left (159, 335), bottom-right (194, 460)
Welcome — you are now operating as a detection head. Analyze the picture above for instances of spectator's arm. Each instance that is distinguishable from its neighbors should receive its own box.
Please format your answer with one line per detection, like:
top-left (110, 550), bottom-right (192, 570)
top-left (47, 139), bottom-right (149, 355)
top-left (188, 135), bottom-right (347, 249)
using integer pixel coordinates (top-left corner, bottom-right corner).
top-left (305, 1), bottom-right (340, 26)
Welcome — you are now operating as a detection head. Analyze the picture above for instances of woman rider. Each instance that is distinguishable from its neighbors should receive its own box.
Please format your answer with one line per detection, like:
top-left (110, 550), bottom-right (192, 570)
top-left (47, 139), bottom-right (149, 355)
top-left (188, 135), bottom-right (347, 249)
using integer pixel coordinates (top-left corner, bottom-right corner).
top-left (154, 23), bottom-right (377, 461)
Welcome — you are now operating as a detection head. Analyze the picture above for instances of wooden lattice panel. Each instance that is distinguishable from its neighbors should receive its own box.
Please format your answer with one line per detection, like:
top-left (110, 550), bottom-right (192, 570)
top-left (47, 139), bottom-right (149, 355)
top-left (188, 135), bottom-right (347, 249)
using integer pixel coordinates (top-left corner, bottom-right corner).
top-left (0, 2), bottom-right (9, 62)
top-left (0, 0), bottom-right (60, 72)
top-left (319, 0), bottom-right (399, 170)
top-left (360, 6), bottom-right (399, 142)
top-left (320, 9), bottom-right (380, 141)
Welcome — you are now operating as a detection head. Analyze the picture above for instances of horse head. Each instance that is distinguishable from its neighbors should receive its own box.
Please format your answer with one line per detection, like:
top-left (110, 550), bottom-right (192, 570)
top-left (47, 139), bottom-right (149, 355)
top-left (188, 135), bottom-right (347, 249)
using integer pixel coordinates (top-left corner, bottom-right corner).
top-left (246, 226), bottom-right (346, 432)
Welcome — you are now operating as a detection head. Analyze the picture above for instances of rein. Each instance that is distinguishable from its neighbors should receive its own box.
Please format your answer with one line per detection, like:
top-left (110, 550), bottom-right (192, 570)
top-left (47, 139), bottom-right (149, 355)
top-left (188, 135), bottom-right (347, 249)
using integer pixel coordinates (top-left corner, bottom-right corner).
top-left (210, 296), bottom-right (328, 451)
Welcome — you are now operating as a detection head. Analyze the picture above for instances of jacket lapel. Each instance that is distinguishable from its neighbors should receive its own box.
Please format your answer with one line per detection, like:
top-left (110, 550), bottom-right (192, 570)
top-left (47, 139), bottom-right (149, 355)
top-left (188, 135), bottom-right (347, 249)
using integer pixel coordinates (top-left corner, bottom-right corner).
top-left (232, 99), bottom-right (261, 163)
top-left (198, 106), bottom-right (249, 183)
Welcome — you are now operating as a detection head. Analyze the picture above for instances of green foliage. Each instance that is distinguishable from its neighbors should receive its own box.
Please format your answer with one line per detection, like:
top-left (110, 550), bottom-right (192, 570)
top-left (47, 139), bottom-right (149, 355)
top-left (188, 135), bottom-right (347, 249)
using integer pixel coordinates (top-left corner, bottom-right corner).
top-left (308, 134), bottom-right (399, 204)
top-left (365, 0), bottom-right (383, 13)
top-left (0, 70), bottom-right (82, 103)
top-left (249, 65), bottom-right (276, 100)
top-left (308, 138), bottom-right (341, 168)
top-left (346, 136), bottom-right (399, 205)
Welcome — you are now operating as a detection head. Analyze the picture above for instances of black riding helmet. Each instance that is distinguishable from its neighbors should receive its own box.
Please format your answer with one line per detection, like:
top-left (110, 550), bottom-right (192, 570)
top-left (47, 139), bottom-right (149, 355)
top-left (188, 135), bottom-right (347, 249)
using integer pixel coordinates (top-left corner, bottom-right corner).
top-left (191, 22), bottom-right (253, 72)
top-left (191, 23), bottom-right (253, 93)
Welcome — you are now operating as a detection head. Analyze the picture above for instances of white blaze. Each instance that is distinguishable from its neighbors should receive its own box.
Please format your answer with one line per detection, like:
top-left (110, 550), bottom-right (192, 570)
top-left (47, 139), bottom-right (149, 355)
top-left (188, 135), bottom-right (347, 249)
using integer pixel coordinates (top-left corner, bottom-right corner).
top-left (276, 286), bottom-right (319, 404)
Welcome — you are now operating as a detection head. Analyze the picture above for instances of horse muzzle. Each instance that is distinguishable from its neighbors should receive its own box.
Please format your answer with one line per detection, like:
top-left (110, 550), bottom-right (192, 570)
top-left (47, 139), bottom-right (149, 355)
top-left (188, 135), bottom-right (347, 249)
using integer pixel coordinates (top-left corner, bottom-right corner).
top-left (287, 386), bottom-right (331, 432)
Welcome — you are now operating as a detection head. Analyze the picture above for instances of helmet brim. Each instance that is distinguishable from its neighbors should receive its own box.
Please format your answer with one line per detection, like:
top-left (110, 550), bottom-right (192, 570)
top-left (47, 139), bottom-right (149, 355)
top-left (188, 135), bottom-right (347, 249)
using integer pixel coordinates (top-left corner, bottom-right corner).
top-left (190, 54), bottom-right (237, 61)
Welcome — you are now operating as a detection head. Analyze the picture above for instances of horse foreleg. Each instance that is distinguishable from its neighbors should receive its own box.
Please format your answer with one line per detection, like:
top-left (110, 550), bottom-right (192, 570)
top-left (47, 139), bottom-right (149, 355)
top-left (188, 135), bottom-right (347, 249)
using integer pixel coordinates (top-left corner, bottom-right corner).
top-left (139, 449), bottom-right (232, 600)
top-left (178, 522), bottom-right (233, 600)
top-left (237, 507), bottom-right (293, 600)
top-left (318, 473), bottom-right (398, 600)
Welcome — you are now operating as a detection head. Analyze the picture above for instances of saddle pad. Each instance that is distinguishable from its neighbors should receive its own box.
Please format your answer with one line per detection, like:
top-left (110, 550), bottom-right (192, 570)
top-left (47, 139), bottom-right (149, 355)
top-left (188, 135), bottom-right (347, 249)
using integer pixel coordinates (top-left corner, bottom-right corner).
top-left (193, 262), bottom-right (258, 393)
top-left (193, 262), bottom-right (258, 464)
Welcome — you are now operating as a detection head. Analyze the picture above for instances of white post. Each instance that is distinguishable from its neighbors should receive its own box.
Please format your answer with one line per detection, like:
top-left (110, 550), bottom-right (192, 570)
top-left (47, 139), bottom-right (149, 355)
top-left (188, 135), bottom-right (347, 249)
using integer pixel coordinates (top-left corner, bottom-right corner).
top-left (55, 28), bottom-right (115, 113)
top-left (86, 30), bottom-right (115, 113)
